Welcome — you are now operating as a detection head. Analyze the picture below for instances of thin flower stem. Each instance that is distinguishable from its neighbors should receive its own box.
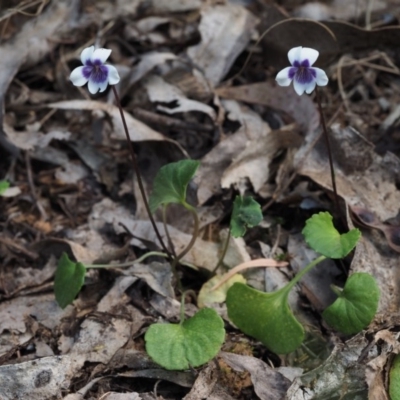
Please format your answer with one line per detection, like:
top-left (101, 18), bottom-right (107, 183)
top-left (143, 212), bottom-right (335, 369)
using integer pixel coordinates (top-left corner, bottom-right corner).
top-left (111, 86), bottom-right (170, 258)
top-left (316, 88), bottom-right (340, 216)
top-left (212, 229), bottom-right (231, 274)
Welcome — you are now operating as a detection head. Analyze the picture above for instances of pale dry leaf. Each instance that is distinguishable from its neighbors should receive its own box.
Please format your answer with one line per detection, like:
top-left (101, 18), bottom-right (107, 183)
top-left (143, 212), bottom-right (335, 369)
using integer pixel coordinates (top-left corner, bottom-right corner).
top-left (195, 125), bottom-right (248, 205)
top-left (0, 256), bottom-right (56, 295)
top-left (0, 186), bottom-right (21, 197)
top-left (220, 101), bottom-right (278, 193)
top-left (183, 363), bottom-right (236, 400)
top-left (122, 262), bottom-right (174, 298)
top-left (70, 318), bottom-right (131, 364)
top-left (118, 368), bottom-right (195, 388)
top-left (0, 355), bottom-right (85, 400)
top-left (148, 0), bottom-right (202, 13)
top-left (0, 0), bottom-right (75, 100)
top-left (129, 52), bottom-right (177, 86)
top-left (216, 82), bottom-right (320, 134)
top-left (143, 75), bottom-right (216, 120)
top-left (3, 122), bottom-right (70, 151)
top-left (220, 352), bottom-right (291, 400)
top-left (96, 276), bottom-right (138, 313)
top-left (187, 4), bottom-right (258, 86)
top-left (0, 293), bottom-right (72, 335)
top-left (101, 393), bottom-right (142, 400)
top-left (294, 0), bottom-right (385, 21)
top-left (55, 162), bottom-right (89, 184)
top-left (49, 100), bottom-right (167, 142)
top-left (286, 334), bottom-right (370, 399)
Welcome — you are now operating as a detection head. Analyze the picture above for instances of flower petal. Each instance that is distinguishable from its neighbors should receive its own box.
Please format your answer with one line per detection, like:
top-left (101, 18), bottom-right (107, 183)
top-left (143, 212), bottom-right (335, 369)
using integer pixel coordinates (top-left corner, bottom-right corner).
top-left (91, 48), bottom-right (112, 65)
top-left (300, 47), bottom-right (319, 66)
top-left (313, 67), bottom-right (329, 86)
top-left (276, 67), bottom-right (294, 86)
top-left (98, 79), bottom-right (109, 93)
top-left (293, 79), bottom-right (306, 96)
top-left (304, 80), bottom-right (317, 94)
top-left (105, 65), bottom-right (120, 85)
top-left (80, 46), bottom-right (94, 66)
top-left (88, 78), bottom-right (101, 94)
top-left (70, 66), bottom-right (89, 87)
top-left (288, 47), bottom-right (302, 66)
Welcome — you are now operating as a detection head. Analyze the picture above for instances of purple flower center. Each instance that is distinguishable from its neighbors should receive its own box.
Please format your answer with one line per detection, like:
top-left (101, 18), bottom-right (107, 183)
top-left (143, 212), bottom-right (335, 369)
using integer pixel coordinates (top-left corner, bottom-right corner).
top-left (289, 60), bottom-right (316, 85)
top-left (82, 64), bottom-right (109, 84)
top-left (295, 66), bottom-right (316, 84)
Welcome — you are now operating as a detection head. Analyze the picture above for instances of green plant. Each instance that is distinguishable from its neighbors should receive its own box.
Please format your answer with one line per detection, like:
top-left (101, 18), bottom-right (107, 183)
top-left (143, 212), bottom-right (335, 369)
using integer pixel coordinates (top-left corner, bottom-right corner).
top-left (226, 212), bottom-right (379, 354)
top-left (0, 180), bottom-right (10, 195)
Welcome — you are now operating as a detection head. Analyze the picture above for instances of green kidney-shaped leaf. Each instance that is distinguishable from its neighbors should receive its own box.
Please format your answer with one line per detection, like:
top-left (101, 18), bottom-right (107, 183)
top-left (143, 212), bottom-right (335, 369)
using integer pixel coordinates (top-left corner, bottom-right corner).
top-left (54, 252), bottom-right (86, 309)
top-left (226, 283), bottom-right (304, 354)
top-left (390, 354), bottom-right (400, 400)
top-left (302, 212), bottom-right (361, 258)
top-left (322, 272), bottom-right (380, 335)
top-left (230, 196), bottom-right (263, 238)
top-left (145, 308), bottom-right (225, 370)
top-left (0, 180), bottom-right (10, 195)
top-left (149, 160), bottom-right (200, 213)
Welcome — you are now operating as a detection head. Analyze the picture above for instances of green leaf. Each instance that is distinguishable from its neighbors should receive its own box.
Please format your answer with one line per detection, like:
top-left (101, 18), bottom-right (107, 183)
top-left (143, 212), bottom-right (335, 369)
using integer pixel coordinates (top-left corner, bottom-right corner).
top-left (390, 354), bottom-right (400, 400)
top-left (0, 180), bottom-right (10, 195)
top-left (54, 253), bottom-right (86, 309)
top-left (302, 212), bottom-right (361, 258)
top-left (145, 308), bottom-right (225, 370)
top-left (226, 283), bottom-right (304, 354)
top-left (322, 273), bottom-right (380, 335)
top-left (230, 196), bottom-right (263, 238)
top-left (149, 160), bottom-right (200, 213)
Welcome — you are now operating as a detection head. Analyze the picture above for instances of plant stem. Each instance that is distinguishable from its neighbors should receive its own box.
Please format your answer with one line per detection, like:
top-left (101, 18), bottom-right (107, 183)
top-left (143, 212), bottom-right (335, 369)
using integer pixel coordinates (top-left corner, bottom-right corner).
top-left (173, 202), bottom-right (200, 265)
top-left (315, 88), bottom-right (340, 216)
top-left (162, 204), bottom-right (177, 258)
top-left (180, 292), bottom-right (186, 324)
top-left (85, 251), bottom-right (169, 269)
top-left (285, 255), bottom-right (326, 292)
top-left (212, 229), bottom-right (231, 274)
top-left (111, 86), bottom-right (170, 258)
top-left (329, 284), bottom-right (343, 297)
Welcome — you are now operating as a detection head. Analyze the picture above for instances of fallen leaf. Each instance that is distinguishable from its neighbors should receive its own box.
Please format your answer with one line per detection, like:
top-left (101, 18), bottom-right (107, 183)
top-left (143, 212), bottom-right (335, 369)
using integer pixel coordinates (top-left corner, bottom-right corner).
top-left (187, 4), bottom-right (259, 86)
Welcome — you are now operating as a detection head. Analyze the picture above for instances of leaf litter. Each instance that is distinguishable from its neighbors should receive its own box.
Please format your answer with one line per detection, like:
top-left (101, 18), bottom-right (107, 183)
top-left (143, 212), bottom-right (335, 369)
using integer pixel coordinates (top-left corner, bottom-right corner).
top-left (1, 0), bottom-right (400, 398)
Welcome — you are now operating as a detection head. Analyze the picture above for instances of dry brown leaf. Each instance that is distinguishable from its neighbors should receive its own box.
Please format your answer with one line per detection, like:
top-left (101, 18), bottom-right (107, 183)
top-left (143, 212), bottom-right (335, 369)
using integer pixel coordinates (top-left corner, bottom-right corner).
top-left (220, 352), bottom-right (291, 400)
top-left (216, 82), bottom-right (320, 134)
top-left (48, 100), bottom-right (168, 142)
top-left (220, 102), bottom-right (277, 193)
top-left (187, 4), bottom-right (258, 86)
top-left (143, 75), bottom-right (216, 120)
top-left (0, 355), bottom-right (85, 400)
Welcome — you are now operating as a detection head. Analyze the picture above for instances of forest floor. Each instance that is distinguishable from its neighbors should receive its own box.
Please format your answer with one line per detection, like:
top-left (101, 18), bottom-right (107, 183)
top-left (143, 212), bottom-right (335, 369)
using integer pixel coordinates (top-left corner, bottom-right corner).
top-left (1, 0), bottom-right (400, 399)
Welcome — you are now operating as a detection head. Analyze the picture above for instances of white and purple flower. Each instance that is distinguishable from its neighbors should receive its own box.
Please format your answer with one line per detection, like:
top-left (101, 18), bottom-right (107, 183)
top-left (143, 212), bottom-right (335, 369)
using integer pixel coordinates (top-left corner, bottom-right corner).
top-left (70, 46), bottom-right (120, 94)
top-left (276, 46), bottom-right (328, 96)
